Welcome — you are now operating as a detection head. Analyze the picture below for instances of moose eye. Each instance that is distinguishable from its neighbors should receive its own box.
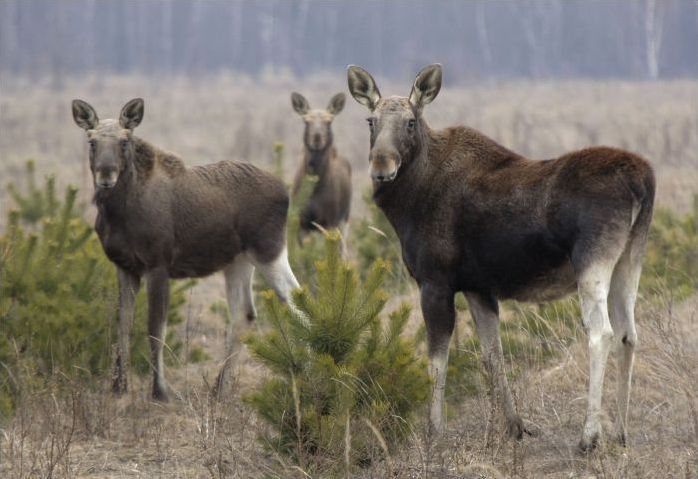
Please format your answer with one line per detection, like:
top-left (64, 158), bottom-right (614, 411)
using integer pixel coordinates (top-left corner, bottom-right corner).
top-left (120, 139), bottom-right (129, 150)
top-left (366, 117), bottom-right (376, 128)
top-left (407, 119), bottom-right (416, 129)
top-left (88, 139), bottom-right (96, 150)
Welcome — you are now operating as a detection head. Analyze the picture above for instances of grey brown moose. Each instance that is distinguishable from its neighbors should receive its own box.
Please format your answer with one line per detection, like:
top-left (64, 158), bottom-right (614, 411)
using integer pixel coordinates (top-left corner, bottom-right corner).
top-left (72, 98), bottom-right (299, 401)
top-left (291, 92), bottom-right (352, 247)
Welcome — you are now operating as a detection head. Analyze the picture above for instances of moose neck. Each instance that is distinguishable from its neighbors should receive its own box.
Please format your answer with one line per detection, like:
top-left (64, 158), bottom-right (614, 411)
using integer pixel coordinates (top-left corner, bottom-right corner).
top-left (94, 136), bottom-right (155, 220)
top-left (305, 144), bottom-right (335, 177)
top-left (372, 122), bottom-right (431, 221)
top-left (94, 166), bottom-right (135, 222)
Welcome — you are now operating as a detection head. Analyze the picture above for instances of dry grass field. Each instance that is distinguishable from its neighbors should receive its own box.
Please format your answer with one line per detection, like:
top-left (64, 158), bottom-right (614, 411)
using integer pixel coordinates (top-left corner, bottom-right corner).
top-left (1, 74), bottom-right (697, 213)
top-left (1, 74), bottom-right (697, 478)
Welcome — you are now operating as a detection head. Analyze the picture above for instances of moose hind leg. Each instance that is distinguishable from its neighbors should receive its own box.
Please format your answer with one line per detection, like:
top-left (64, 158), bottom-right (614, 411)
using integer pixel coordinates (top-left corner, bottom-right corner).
top-left (113, 268), bottom-right (141, 395)
top-left (253, 247), bottom-right (300, 303)
top-left (608, 247), bottom-right (642, 446)
top-left (466, 292), bottom-right (526, 439)
top-left (216, 255), bottom-right (256, 397)
top-left (338, 220), bottom-right (349, 258)
top-left (146, 268), bottom-right (170, 401)
top-left (577, 263), bottom-right (616, 451)
top-left (242, 263), bottom-right (257, 322)
top-left (421, 283), bottom-right (455, 436)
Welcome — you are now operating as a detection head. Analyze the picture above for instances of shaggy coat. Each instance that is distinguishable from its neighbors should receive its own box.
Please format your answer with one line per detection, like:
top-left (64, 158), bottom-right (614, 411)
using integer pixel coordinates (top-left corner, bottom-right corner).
top-left (348, 64), bottom-right (655, 451)
top-left (72, 98), bottom-right (298, 400)
top-left (290, 92), bottom-right (352, 239)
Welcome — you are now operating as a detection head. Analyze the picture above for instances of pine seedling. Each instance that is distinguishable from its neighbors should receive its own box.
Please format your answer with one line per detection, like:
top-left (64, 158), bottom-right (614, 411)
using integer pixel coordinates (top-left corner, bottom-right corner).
top-left (244, 232), bottom-right (429, 473)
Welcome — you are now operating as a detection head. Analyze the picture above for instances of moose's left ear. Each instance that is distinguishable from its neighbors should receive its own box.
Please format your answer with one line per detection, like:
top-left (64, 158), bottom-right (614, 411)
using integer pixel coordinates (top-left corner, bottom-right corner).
top-left (326, 93), bottom-right (345, 115)
top-left (119, 98), bottom-right (144, 130)
top-left (408, 64), bottom-right (442, 109)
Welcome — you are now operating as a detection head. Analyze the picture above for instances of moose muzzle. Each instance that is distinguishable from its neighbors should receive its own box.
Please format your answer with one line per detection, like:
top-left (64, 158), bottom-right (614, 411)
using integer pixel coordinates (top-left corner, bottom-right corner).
top-left (370, 151), bottom-right (401, 182)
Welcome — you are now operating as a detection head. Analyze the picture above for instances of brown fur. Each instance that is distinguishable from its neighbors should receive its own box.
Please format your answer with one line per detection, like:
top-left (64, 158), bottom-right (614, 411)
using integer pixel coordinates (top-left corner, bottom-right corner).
top-left (292, 145), bottom-right (351, 232)
top-left (290, 92), bottom-right (351, 236)
top-left (72, 98), bottom-right (292, 400)
top-left (94, 136), bottom-right (288, 278)
top-left (348, 65), bottom-right (655, 449)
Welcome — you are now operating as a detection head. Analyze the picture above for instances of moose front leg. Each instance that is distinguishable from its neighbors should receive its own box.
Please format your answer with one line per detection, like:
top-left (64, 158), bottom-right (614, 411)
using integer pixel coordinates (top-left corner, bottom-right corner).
top-left (420, 283), bottom-right (455, 436)
top-left (113, 267), bottom-right (141, 395)
top-left (466, 292), bottom-right (527, 439)
top-left (147, 267), bottom-right (170, 401)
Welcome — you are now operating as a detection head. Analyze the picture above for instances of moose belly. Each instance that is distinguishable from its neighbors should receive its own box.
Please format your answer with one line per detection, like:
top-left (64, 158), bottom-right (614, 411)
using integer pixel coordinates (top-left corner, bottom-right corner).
top-left (498, 260), bottom-right (577, 303)
top-left (474, 229), bottom-right (578, 303)
top-left (169, 238), bottom-right (242, 279)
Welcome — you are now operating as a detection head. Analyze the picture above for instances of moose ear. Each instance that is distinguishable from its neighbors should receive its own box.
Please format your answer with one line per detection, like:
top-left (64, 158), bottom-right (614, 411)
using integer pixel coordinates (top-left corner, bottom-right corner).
top-left (72, 99), bottom-right (99, 130)
top-left (291, 92), bottom-right (310, 115)
top-left (326, 93), bottom-right (345, 115)
top-left (119, 98), bottom-right (144, 130)
top-left (409, 64), bottom-right (442, 109)
top-left (347, 65), bottom-right (381, 111)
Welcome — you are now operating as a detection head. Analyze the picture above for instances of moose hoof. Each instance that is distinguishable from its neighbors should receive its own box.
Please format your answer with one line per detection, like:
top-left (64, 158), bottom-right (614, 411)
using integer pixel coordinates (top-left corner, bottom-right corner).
top-left (427, 419), bottom-right (444, 438)
top-left (152, 384), bottom-right (170, 403)
top-left (578, 433), bottom-right (601, 453)
top-left (614, 431), bottom-right (627, 448)
top-left (213, 367), bottom-right (234, 401)
top-left (112, 378), bottom-right (127, 396)
top-left (506, 415), bottom-right (535, 440)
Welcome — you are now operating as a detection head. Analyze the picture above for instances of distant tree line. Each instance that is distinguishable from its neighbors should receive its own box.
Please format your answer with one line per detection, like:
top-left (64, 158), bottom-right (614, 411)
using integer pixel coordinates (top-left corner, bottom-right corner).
top-left (0, 0), bottom-right (696, 82)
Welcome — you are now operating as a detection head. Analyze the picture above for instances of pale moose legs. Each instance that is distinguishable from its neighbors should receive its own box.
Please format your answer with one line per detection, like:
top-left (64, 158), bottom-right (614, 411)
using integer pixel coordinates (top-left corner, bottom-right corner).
top-left (113, 266), bottom-right (171, 401)
top-left (113, 267), bottom-right (141, 395)
top-left (215, 255), bottom-right (257, 395)
top-left (147, 267), bottom-right (170, 401)
top-left (575, 222), bottom-right (642, 451)
top-left (216, 248), bottom-right (300, 397)
top-left (466, 292), bottom-right (527, 439)
top-left (421, 284), bottom-right (525, 438)
top-left (420, 284), bottom-right (455, 435)
top-left (113, 247), bottom-right (299, 402)
top-left (420, 256), bottom-right (640, 448)
top-left (607, 246), bottom-right (642, 446)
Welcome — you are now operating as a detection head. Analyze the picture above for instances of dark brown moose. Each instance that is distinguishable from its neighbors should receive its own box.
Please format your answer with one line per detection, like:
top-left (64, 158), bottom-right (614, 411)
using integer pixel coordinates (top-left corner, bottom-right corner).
top-left (72, 98), bottom-right (299, 401)
top-left (291, 92), bottom-right (352, 246)
top-left (347, 64), bottom-right (655, 451)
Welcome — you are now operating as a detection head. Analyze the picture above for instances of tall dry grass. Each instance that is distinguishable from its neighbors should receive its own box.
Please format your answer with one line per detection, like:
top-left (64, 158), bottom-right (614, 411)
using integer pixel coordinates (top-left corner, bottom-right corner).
top-left (1, 74), bottom-right (697, 215)
top-left (2, 73), bottom-right (698, 477)
top-left (1, 292), bottom-right (696, 478)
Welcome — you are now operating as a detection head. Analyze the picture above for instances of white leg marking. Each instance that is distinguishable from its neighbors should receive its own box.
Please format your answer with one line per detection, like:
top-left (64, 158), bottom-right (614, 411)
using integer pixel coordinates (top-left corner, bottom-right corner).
top-left (242, 264), bottom-right (257, 321)
top-left (579, 265), bottom-right (615, 449)
top-left (218, 255), bottom-right (256, 392)
top-left (467, 293), bottom-right (524, 438)
top-left (252, 247), bottom-right (300, 302)
top-left (155, 322), bottom-right (167, 392)
top-left (609, 250), bottom-right (642, 445)
top-left (115, 268), bottom-right (140, 393)
top-left (338, 221), bottom-right (349, 258)
top-left (429, 345), bottom-right (449, 435)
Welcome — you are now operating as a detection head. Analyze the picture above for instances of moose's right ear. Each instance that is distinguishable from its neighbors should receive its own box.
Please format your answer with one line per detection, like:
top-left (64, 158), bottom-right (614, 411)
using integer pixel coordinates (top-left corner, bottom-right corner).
top-left (347, 65), bottom-right (381, 111)
top-left (291, 92), bottom-right (310, 115)
top-left (72, 99), bottom-right (99, 130)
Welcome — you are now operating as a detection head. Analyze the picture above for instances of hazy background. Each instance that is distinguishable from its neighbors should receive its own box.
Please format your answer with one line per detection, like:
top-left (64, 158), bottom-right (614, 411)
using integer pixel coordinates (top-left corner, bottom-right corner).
top-left (1, 0), bottom-right (697, 80)
top-left (2, 3), bottom-right (698, 477)
top-left (1, 0), bottom-right (697, 212)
